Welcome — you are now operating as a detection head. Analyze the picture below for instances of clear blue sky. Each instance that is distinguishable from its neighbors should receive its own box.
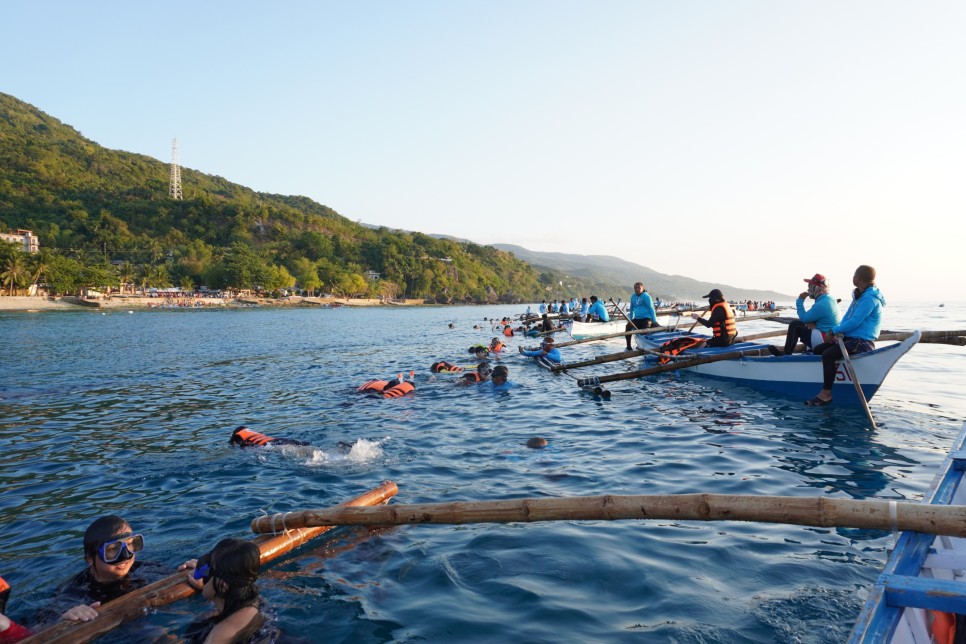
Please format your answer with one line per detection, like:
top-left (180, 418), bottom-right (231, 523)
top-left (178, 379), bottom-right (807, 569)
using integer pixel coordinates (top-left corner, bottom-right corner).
top-left (5, 1), bottom-right (964, 301)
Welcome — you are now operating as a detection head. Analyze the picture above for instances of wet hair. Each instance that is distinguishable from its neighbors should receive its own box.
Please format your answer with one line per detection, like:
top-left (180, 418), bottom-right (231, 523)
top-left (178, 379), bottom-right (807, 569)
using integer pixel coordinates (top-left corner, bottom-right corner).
top-left (207, 538), bottom-right (260, 618)
top-left (477, 363), bottom-right (492, 379)
top-left (84, 515), bottom-right (130, 558)
top-left (491, 366), bottom-right (508, 379)
top-left (229, 426), bottom-right (248, 446)
top-left (855, 265), bottom-right (876, 283)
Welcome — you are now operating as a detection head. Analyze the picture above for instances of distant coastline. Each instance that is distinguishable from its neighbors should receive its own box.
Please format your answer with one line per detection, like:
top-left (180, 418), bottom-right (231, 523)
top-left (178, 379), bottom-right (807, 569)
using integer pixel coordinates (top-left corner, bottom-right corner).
top-left (0, 295), bottom-right (423, 312)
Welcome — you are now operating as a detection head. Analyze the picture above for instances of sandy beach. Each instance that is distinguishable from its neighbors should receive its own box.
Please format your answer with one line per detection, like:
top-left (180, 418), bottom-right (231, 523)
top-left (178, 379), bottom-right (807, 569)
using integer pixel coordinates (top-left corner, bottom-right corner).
top-left (0, 295), bottom-right (412, 311)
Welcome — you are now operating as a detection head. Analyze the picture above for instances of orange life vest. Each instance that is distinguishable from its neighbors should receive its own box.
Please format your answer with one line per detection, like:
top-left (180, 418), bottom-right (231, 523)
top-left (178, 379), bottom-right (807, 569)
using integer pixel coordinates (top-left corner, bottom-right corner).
top-left (232, 428), bottom-right (274, 446)
top-left (503, 326), bottom-right (514, 337)
top-left (490, 340), bottom-right (506, 352)
top-left (930, 611), bottom-right (956, 644)
top-left (657, 336), bottom-right (705, 365)
top-left (431, 361), bottom-right (462, 373)
top-left (357, 379), bottom-right (390, 393)
top-left (709, 301), bottom-right (737, 339)
top-left (462, 372), bottom-right (485, 383)
top-left (381, 382), bottom-right (415, 398)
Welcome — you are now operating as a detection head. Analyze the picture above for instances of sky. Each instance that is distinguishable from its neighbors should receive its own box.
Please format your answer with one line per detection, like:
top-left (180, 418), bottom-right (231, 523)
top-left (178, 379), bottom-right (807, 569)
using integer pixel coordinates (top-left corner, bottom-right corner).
top-left (4, 1), bottom-right (965, 302)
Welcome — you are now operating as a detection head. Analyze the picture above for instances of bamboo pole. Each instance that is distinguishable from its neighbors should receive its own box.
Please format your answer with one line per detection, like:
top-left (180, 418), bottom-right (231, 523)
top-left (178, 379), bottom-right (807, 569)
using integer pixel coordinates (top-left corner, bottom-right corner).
top-left (24, 481), bottom-right (398, 644)
top-left (551, 349), bottom-right (649, 371)
top-left (554, 326), bottom-right (668, 348)
top-left (251, 493), bottom-right (966, 538)
top-left (576, 346), bottom-right (771, 386)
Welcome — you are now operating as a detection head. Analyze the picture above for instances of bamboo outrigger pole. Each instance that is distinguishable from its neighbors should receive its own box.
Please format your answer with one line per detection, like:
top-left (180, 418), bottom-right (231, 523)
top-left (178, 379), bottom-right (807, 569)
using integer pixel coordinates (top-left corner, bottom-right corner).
top-left (24, 481), bottom-right (398, 644)
top-left (251, 492), bottom-right (966, 538)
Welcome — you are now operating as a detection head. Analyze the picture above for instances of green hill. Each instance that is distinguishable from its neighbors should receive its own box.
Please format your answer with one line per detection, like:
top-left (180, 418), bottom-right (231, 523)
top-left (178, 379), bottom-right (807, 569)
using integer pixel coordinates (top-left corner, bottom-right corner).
top-left (0, 92), bottom-right (543, 302)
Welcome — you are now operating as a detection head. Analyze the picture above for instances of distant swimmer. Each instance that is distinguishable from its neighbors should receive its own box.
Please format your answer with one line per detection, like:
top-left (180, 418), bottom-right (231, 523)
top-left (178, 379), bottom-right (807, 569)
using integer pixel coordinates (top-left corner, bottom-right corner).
top-left (527, 437), bottom-right (548, 448)
top-left (431, 361), bottom-right (463, 373)
top-left (229, 426), bottom-right (309, 447)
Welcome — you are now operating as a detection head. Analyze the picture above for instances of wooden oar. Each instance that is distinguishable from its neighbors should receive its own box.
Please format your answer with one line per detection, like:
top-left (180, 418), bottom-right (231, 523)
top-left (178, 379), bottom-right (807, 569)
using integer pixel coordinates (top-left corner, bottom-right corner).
top-left (836, 336), bottom-right (877, 430)
top-left (575, 346), bottom-right (771, 386)
top-left (251, 492), bottom-right (966, 538)
top-left (687, 307), bottom-right (710, 333)
top-left (25, 481), bottom-right (399, 644)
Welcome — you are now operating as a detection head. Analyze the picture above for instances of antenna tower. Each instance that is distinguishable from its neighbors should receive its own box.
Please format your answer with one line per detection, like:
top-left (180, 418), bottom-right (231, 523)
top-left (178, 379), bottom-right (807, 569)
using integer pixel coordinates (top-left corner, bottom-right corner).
top-left (169, 138), bottom-right (183, 200)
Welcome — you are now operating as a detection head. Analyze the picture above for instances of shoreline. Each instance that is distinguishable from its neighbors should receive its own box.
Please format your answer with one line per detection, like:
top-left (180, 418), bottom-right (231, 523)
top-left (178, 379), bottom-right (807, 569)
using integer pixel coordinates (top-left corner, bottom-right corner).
top-left (0, 295), bottom-right (422, 312)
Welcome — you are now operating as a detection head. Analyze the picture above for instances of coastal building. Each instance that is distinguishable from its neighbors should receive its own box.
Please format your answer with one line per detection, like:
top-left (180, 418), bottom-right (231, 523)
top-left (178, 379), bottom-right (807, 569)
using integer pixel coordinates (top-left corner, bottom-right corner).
top-left (0, 229), bottom-right (39, 253)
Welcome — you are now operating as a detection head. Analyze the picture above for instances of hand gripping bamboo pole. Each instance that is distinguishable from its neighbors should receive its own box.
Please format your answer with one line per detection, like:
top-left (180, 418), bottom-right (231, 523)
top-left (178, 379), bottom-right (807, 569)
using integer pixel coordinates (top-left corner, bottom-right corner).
top-left (251, 493), bottom-right (966, 538)
top-left (24, 481), bottom-right (398, 644)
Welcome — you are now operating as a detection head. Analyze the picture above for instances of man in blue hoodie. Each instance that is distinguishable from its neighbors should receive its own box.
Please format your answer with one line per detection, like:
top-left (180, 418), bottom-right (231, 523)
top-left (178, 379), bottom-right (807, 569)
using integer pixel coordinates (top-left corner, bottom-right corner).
top-left (805, 265), bottom-right (884, 406)
top-left (519, 336), bottom-right (562, 365)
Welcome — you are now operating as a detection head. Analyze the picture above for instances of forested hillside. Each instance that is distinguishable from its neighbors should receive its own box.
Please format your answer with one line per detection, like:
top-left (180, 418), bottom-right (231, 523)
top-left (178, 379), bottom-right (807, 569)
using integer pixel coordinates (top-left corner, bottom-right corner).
top-left (0, 92), bottom-right (545, 301)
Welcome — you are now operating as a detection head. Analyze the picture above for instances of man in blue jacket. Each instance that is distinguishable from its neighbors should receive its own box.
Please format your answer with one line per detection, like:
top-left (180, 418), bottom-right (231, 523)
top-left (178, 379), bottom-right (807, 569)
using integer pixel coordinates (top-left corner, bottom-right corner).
top-left (587, 296), bottom-right (609, 322)
top-left (805, 265), bottom-right (885, 406)
top-left (769, 273), bottom-right (840, 356)
top-left (519, 336), bottom-right (562, 364)
top-left (626, 282), bottom-right (658, 350)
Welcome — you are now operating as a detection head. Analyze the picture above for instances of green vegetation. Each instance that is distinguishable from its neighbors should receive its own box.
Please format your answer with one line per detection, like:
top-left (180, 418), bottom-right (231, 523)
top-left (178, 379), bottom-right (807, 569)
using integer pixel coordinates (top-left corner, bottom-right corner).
top-left (0, 92), bottom-right (553, 302)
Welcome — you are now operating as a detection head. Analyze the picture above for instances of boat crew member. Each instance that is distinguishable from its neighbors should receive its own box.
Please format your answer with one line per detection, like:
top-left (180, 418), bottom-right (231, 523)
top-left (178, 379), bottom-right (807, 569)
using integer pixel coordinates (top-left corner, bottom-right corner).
top-left (806, 265), bottom-right (884, 406)
top-left (519, 336), bottom-right (562, 364)
top-left (578, 297), bottom-right (590, 322)
top-left (229, 426), bottom-right (309, 447)
top-left (538, 301), bottom-right (547, 314)
top-left (626, 282), bottom-right (658, 350)
top-left (690, 289), bottom-right (737, 347)
top-left (587, 296), bottom-right (610, 322)
top-left (768, 273), bottom-right (840, 356)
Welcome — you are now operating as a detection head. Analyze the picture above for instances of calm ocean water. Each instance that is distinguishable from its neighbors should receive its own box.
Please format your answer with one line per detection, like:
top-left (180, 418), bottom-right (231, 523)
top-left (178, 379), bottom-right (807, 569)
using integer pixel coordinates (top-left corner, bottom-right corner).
top-left (1, 301), bottom-right (965, 643)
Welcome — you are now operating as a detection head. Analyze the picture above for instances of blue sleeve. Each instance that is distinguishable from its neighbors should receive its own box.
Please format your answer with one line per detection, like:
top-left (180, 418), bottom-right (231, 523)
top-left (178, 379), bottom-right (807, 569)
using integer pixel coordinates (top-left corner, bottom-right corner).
top-left (834, 296), bottom-right (872, 336)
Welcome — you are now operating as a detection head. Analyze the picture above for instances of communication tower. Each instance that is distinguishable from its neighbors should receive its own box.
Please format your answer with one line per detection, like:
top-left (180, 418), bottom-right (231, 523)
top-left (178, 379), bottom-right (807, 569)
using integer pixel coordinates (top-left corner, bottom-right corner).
top-left (169, 138), bottom-right (183, 200)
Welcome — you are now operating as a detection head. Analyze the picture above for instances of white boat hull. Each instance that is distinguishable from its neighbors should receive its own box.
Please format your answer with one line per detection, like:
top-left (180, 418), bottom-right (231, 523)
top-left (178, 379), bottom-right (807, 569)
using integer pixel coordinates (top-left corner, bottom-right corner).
top-left (633, 330), bottom-right (920, 405)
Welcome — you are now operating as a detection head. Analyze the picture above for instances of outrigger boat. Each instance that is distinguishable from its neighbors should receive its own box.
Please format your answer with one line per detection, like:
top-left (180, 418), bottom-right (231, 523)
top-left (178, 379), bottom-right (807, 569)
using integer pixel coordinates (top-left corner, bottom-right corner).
top-left (631, 329), bottom-right (921, 405)
top-left (566, 318), bottom-right (628, 340)
top-left (849, 421), bottom-right (966, 642)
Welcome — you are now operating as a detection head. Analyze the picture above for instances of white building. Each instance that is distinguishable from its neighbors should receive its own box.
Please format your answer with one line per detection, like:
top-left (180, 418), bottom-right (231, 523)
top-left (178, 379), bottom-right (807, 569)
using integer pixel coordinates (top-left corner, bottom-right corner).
top-left (0, 229), bottom-right (39, 253)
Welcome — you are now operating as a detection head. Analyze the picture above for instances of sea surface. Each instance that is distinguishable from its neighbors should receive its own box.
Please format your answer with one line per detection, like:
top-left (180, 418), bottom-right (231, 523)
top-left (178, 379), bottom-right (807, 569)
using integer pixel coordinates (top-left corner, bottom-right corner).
top-left (1, 302), bottom-right (965, 643)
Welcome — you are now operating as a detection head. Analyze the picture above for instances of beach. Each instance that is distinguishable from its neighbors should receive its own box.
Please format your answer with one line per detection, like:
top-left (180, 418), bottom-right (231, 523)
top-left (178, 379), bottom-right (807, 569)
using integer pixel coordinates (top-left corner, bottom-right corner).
top-left (0, 295), bottom-right (407, 311)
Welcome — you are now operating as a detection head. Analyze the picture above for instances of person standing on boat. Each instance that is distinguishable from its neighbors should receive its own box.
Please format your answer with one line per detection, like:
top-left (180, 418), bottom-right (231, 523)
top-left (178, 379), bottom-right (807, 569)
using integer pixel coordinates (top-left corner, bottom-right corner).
top-left (769, 274), bottom-right (840, 356)
top-left (690, 289), bottom-right (737, 347)
top-left (539, 300), bottom-right (547, 315)
top-left (806, 265), bottom-right (885, 406)
top-left (578, 297), bottom-right (590, 322)
top-left (626, 282), bottom-right (658, 350)
top-left (587, 296), bottom-right (610, 322)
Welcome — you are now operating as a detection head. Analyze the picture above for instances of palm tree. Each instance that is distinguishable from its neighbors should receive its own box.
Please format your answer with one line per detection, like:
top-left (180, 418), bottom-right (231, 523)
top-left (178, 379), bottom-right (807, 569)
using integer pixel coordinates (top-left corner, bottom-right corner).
top-left (2, 251), bottom-right (28, 296)
top-left (29, 249), bottom-right (51, 296)
top-left (117, 261), bottom-right (135, 294)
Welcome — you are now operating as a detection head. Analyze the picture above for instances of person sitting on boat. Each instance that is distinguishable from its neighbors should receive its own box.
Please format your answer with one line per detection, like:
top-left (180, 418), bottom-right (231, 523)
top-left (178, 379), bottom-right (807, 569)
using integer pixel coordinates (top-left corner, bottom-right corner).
top-left (52, 515), bottom-right (167, 623)
top-left (460, 362), bottom-right (492, 384)
top-left (577, 297), bottom-right (590, 322)
top-left (626, 282), bottom-right (658, 350)
top-left (0, 576), bottom-right (31, 643)
top-left (183, 538), bottom-right (268, 643)
top-left (690, 289), bottom-right (737, 347)
top-left (488, 365), bottom-right (513, 392)
top-left (805, 265), bottom-right (885, 406)
top-left (768, 274), bottom-right (840, 356)
top-left (519, 336), bottom-right (562, 364)
top-left (230, 426), bottom-right (309, 447)
top-left (587, 296), bottom-right (610, 322)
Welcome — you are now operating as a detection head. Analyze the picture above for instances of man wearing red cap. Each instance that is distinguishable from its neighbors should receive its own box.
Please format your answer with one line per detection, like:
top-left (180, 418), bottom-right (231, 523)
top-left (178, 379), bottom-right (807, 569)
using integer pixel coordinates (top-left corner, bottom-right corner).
top-left (768, 273), bottom-right (840, 356)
